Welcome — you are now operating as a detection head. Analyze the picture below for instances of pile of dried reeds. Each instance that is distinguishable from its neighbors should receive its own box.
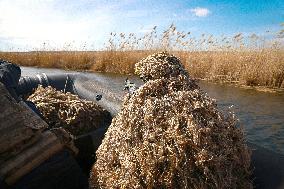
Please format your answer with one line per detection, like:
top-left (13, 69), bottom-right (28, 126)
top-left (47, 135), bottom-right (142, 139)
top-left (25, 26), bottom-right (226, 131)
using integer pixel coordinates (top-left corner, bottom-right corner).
top-left (28, 85), bottom-right (110, 136)
top-left (90, 52), bottom-right (252, 189)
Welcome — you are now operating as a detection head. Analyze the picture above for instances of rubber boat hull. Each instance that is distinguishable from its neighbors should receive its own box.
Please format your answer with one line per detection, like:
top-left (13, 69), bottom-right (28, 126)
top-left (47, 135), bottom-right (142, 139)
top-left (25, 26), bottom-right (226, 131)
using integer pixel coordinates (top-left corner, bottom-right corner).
top-left (17, 73), bottom-right (284, 189)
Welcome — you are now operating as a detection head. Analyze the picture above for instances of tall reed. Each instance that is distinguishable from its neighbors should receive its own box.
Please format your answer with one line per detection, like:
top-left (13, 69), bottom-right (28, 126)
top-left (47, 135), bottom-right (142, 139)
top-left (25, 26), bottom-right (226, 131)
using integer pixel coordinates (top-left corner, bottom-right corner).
top-left (0, 23), bottom-right (283, 88)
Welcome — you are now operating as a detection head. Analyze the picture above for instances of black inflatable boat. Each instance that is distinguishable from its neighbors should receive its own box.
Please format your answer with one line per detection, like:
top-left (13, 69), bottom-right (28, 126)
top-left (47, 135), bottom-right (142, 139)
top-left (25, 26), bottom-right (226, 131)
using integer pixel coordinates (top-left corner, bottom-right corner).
top-left (17, 73), bottom-right (284, 189)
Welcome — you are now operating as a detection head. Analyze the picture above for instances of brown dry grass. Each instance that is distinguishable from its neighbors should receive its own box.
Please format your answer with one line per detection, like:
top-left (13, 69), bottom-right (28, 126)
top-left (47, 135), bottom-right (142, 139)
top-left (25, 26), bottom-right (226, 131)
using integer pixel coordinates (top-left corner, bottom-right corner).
top-left (0, 51), bottom-right (95, 70)
top-left (0, 23), bottom-right (283, 88)
top-left (90, 52), bottom-right (252, 189)
top-left (28, 85), bottom-right (111, 136)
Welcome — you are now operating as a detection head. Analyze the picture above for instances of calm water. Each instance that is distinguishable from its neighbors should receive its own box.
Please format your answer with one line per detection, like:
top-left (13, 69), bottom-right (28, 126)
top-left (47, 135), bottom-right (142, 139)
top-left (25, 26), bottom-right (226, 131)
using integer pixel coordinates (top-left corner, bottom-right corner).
top-left (21, 67), bottom-right (284, 155)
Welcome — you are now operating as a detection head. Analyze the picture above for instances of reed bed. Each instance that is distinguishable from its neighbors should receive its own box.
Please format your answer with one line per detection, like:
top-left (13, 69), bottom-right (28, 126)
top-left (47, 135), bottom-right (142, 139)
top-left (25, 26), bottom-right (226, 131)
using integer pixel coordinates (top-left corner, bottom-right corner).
top-left (0, 51), bottom-right (95, 70)
top-left (0, 23), bottom-right (283, 88)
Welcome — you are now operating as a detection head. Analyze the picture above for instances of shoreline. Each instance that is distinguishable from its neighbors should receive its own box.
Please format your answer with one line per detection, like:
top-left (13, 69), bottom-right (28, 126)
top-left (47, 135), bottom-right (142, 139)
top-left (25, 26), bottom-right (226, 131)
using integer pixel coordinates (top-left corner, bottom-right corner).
top-left (198, 78), bottom-right (284, 93)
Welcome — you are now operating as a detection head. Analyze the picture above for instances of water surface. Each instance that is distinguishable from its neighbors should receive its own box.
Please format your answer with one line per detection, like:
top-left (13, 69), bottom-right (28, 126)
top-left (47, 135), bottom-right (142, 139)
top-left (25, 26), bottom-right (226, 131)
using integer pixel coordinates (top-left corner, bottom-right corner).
top-left (21, 67), bottom-right (284, 155)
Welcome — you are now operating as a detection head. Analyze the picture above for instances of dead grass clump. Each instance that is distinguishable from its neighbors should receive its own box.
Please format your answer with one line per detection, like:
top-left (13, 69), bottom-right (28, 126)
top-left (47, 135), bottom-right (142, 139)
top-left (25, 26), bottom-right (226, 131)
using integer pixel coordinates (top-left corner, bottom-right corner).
top-left (28, 85), bottom-right (109, 136)
top-left (90, 52), bottom-right (252, 189)
top-left (135, 52), bottom-right (190, 82)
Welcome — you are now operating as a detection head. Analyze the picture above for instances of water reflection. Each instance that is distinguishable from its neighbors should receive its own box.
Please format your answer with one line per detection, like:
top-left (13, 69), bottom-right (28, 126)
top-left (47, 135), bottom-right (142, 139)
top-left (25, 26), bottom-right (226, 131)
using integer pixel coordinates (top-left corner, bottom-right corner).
top-left (198, 82), bottom-right (284, 155)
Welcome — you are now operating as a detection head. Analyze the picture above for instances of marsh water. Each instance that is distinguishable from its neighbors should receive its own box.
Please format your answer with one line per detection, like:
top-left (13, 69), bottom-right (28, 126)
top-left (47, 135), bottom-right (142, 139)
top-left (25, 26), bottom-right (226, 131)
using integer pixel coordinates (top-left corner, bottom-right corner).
top-left (21, 67), bottom-right (284, 155)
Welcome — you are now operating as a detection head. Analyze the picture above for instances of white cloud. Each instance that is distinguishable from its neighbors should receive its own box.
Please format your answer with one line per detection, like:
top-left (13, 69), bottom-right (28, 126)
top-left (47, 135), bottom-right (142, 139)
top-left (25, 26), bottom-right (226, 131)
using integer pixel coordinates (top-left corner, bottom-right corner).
top-left (0, 0), bottom-right (179, 51)
top-left (0, 0), bottom-right (119, 51)
top-left (190, 7), bottom-right (210, 17)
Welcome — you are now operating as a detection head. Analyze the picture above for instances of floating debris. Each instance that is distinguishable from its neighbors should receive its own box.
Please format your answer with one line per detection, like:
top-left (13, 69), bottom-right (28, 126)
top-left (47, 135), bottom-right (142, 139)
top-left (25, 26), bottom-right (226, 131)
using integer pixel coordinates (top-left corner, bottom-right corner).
top-left (28, 85), bottom-right (110, 136)
top-left (90, 52), bottom-right (252, 189)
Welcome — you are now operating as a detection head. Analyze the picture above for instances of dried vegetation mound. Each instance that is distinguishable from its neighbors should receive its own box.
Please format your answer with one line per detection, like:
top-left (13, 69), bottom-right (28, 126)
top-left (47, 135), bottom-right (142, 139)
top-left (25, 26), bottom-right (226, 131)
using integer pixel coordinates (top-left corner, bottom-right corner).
top-left (135, 52), bottom-right (190, 81)
top-left (90, 52), bottom-right (252, 189)
top-left (28, 85), bottom-right (110, 136)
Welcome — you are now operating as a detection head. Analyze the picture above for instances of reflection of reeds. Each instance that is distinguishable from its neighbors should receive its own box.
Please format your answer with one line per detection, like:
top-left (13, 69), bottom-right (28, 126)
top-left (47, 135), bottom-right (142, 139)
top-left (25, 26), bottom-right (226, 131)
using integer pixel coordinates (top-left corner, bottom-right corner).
top-left (0, 23), bottom-right (283, 88)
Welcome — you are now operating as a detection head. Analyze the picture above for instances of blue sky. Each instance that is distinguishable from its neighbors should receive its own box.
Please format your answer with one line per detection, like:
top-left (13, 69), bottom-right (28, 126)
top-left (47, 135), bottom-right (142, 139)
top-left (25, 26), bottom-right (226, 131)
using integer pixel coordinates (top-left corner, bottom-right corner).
top-left (0, 0), bottom-right (283, 51)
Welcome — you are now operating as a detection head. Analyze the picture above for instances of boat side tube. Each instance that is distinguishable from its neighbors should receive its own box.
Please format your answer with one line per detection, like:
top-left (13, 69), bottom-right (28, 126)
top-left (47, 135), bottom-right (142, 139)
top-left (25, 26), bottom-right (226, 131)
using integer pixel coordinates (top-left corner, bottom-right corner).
top-left (16, 73), bottom-right (76, 96)
top-left (16, 73), bottom-right (119, 117)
